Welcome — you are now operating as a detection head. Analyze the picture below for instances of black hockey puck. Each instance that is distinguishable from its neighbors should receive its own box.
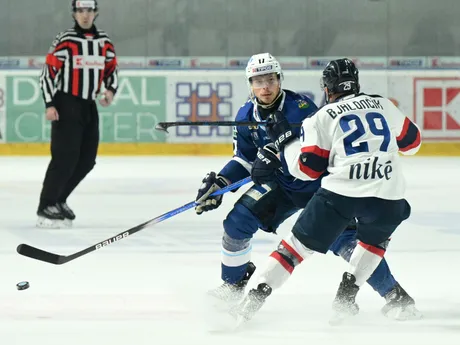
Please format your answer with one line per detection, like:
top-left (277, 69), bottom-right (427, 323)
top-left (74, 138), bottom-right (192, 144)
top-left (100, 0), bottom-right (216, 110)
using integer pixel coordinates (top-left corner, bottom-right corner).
top-left (16, 281), bottom-right (30, 291)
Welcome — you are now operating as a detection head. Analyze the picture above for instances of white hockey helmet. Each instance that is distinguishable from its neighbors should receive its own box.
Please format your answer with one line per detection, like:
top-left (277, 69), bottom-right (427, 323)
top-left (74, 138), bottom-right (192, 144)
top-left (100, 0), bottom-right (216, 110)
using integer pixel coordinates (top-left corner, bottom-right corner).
top-left (245, 53), bottom-right (283, 91)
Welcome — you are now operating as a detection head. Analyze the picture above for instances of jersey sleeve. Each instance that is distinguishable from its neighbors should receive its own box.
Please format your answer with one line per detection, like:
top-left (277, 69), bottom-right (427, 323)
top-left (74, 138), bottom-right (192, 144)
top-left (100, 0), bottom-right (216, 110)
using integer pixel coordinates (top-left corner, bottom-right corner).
top-left (218, 109), bottom-right (256, 183)
top-left (283, 113), bottom-right (331, 181)
top-left (39, 33), bottom-right (67, 108)
top-left (384, 99), bottom-right (421, 155)
top-left (102, 37), bottom-right (119, 94)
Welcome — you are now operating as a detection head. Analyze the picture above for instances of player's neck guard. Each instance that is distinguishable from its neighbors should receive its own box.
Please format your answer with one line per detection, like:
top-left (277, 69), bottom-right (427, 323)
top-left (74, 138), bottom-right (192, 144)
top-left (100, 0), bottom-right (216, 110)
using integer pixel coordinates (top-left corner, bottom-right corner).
top-left (255, 90), bottom-right (283, 109)
top-left (255, 90), bottom-right (284, 120)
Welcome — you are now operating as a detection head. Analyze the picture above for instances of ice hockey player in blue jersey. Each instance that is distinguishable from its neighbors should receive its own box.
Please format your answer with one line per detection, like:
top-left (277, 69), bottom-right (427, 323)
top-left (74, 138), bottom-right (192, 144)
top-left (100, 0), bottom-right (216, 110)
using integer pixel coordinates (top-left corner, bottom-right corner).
top-left (194, 53), bottom-right (421, 320)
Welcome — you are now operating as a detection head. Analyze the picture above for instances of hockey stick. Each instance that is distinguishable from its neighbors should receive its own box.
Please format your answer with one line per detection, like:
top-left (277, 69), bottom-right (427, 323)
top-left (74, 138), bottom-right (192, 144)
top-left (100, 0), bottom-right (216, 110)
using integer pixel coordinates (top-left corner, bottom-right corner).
top-left (17, 176), bottom-right (252, 265)
top-left (155, 121), bottom-right (302, 133)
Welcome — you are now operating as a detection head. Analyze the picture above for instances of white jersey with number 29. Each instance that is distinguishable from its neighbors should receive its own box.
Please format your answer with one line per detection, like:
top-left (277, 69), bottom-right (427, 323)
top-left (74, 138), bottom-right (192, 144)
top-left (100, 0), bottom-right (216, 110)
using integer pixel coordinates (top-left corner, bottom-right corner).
top-left (283, 93), bottom-right (422, 200)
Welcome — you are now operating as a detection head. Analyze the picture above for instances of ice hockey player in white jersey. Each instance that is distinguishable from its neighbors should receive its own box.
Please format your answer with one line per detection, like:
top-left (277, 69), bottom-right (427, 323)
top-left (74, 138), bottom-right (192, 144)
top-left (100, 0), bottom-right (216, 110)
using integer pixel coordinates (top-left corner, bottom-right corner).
top-left (231, 58), bottom-right (422, 324)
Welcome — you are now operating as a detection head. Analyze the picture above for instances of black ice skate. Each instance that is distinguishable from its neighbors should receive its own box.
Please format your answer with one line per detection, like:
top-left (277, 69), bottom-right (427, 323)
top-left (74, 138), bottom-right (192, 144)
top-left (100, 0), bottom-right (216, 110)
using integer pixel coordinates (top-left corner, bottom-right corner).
top-left (230, 283), bottom-right (272, 326)
top-left (57, 202), bottom-right (76, 227)
top-left (382, 283), bottom-right (423, 320)
top-left (330, 272), bottom-right (360, 325)
top-left (36, 205), bottom-right (66, 229)
top-left (208, 262), bottom-right (256, 306)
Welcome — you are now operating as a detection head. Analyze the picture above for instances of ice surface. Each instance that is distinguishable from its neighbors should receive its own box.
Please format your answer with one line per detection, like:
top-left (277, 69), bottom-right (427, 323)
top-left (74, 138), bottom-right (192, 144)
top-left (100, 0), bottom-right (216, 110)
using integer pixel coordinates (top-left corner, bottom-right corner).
top-left (0, 156), bottom-right (459, 345)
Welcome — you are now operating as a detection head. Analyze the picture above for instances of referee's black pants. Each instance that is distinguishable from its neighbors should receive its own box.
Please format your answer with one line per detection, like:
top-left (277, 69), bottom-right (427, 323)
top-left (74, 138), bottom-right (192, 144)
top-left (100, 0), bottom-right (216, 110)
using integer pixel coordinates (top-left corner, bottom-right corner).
top-left (38, 91), bottom-right (99, 212)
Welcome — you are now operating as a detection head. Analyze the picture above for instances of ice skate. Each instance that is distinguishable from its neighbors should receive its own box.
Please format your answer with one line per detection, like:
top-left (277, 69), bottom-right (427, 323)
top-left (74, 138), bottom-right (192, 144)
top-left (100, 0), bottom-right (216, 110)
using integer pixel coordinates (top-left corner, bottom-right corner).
top-left (57, 202), bottom-right (76, 227)
top-left (230, 283), bottom-right (272, 327)
top-left (382, 283), bottom-right (423, 321)
top-left (330, 272), bottom-right (360, 325)
top-left (207, 262), bottom-right (256, 309)
top-left (36, 205), bottom-right (66, 229)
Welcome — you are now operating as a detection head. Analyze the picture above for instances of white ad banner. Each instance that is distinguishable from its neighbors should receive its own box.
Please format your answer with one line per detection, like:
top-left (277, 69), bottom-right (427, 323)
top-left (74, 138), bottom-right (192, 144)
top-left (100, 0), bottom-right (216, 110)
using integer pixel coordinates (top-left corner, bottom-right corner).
top-left (164, 70), bottom-right (460, 143)
top-left (0, 70), bottom-right (459, 143)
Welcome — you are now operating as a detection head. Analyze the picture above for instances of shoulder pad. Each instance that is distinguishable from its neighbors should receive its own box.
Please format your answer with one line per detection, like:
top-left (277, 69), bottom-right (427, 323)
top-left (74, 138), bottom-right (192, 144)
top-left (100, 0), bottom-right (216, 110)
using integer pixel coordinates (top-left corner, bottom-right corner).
top-left (235, 100), bottom-right (253, 121)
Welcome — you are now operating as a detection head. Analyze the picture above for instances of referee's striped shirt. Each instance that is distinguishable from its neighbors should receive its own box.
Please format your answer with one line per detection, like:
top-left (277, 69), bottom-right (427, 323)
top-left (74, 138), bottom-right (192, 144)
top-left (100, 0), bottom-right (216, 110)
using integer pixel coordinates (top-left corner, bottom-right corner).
top-left (40, 24), bottom-right (118, 108)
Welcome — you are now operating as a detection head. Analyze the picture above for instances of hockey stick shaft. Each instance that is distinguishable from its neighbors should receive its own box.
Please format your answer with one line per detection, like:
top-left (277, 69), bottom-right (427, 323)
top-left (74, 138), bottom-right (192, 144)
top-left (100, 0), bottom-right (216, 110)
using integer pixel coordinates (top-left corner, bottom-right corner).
top-left (155, 121), bottom-right (302, 132)
top-left (17, 176), bottom-right (252, 265)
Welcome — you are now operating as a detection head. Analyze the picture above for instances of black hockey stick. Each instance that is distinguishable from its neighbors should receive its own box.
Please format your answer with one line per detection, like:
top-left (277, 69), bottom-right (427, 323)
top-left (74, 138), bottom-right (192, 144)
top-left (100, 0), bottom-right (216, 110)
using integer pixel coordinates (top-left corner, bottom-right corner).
top-left (155, 121), bottom-right (302, 133)
top-left (17, 177), bottom-right (251, 265)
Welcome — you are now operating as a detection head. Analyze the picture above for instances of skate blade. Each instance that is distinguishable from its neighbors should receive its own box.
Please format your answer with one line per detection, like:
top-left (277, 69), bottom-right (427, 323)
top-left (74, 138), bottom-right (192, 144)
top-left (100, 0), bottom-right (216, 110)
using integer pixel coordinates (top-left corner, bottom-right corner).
top-left (36, 217), bottom-right (66, 229)
top-left (329, 312), bottom-right (347, 326)
top-left (63, 219), bottom-right (73, 228)
top-left (329, 309), bottom-right (358, 326)
top-left (203, 292), bottom-right (241, 332)
top-left (234, 314), bottom-right (249, 330)
top-left (384, 305), bottom-right (424, 321)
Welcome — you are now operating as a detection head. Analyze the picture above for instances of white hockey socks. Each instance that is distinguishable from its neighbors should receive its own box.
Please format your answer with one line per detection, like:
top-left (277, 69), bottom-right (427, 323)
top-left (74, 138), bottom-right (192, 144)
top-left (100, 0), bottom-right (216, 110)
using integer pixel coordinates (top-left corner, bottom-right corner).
top-left (258, 233), bottom-right (314, 289)
top-left (347, 241), bottom-right (385, 286)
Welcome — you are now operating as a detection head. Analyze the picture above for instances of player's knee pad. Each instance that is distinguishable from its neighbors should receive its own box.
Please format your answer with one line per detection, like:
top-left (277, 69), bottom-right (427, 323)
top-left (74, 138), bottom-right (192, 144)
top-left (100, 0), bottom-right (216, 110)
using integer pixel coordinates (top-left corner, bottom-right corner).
top-left (221, 205), bottom-right (255, 271)
top-left (274, 232), bottom-right (314, 268)
top-left (223, 203), bottom-right (259, 240)
top-left (356, 239), bottom-right (390, 259)
top-left (221, 230), bottom-right (253, 271)
top-left (357, 229), bottom-right (393, 248)
top-left (376, 238), bottom-right (390, 252)
top-left (260, 233), bottom-right (314, 289)
top-left (222, 231), bottom-right (251, 253)
top-left (292, 221), bottom-right (335, 254)
top-left (237, 182), bottom-right (296, 233)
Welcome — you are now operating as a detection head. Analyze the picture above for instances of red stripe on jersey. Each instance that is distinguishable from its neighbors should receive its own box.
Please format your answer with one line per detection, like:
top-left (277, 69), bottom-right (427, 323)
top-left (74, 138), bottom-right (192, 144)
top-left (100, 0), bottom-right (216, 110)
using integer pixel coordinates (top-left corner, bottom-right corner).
top-left (358, 242), bottom-right (385, 258)
top-left (46, 54), bottom-right (63, 70)
top-left (399, 129), bottom-right (421, 152)
top-left (98, 43), bottom-right (113, 91)
top-left (396, 117), bottom-right (411, 141)
top-left (64, 41), bottom-right (80, 97)
top-left (53, 42), bottom-right (69, 54)
top-left (298, 145), bottom-right (330, 178)
top-left (270, 252), bottom-right (294, 274)
top-left (281, 240), bottom-right (303, 263)
top-left (298, 162), bottom-right (324, 179)
top-left (48, 65), bottom-right (56, 79)
top-left (105, 57), bottom-right (117, 76)
top-left (301, 145), bottom-right (330, 158)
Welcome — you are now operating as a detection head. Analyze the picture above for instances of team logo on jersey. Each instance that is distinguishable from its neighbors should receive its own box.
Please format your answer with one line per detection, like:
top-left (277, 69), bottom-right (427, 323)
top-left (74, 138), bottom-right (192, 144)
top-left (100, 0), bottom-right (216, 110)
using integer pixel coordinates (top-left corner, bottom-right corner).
top-left (349, 157), bottom-right (392, 181)
top-left (296, 99), bottom-right (310, 109)
top-left (73, 56), bottom-right (105, 69)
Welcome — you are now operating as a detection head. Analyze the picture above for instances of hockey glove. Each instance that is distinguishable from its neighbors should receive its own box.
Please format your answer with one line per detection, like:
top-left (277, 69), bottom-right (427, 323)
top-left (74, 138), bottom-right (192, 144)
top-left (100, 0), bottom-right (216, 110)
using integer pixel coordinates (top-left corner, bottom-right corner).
top-left (251, 144), bottom-right (282, 186)
top-left (266, 110), bottom-right (295, 150)
top-left (195, 172), bottom-right (229, 215)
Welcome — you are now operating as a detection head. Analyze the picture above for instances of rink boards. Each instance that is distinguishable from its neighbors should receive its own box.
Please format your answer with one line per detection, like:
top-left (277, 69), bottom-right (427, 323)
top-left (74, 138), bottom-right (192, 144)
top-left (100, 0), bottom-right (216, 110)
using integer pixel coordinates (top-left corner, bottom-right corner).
top-left (0, 69), bottom-right (460, 155)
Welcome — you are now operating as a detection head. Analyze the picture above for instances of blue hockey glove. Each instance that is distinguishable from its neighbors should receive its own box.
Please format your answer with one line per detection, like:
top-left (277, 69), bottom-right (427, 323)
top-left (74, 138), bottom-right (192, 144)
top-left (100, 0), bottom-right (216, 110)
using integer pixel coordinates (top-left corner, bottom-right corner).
top-left (266, 110), bottom-right (295, 150)
top-left (251, 144), bottom-right (282, 186)
top-left (195, 172), bottom-right (229, 215)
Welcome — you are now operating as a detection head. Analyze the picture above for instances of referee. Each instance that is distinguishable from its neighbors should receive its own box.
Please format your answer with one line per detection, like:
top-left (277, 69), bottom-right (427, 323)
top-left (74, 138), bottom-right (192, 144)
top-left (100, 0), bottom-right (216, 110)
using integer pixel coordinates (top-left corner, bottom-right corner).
top-left (37, 0), bottom-right (118, 228)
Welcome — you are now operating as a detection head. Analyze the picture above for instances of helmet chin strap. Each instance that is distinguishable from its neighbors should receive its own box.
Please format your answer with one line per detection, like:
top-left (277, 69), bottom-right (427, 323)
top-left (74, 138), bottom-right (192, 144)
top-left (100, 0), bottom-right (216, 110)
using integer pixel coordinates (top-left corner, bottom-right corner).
top-left (324, 90), bottom-right (330, 104)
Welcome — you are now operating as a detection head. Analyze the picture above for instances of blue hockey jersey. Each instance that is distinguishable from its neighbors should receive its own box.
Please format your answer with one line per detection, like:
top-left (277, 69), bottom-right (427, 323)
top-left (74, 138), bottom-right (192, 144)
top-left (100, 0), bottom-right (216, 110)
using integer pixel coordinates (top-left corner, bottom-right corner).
top-left (219, 90), bottom-right (321, 194)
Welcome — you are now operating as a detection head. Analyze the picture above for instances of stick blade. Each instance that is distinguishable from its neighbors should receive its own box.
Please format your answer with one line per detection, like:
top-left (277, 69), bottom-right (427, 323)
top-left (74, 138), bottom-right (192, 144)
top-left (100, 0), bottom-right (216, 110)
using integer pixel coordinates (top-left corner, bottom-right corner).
top-left (155, 122), bottom-right (169, 133)
top-left (17, 244), bottom-right (64, 265)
